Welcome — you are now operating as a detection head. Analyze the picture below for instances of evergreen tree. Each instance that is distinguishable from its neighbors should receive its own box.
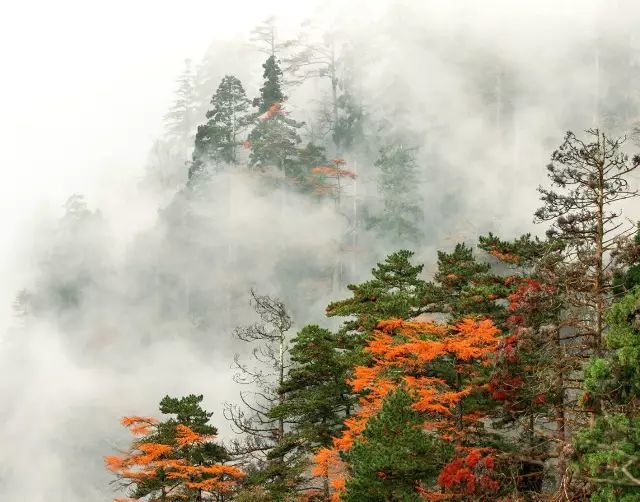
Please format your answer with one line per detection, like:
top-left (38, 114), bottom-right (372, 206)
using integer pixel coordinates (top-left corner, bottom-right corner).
top-left (271, 325), bottom-right (354, 452)
top-left (326, 249), bottom-right (427, 340)
top-left (164, 59), bottom-right (198, 147)
top-left (421, 242), bottom-right (507, 322)
top-left (342, 388), bottom-right (452, 501)
top-left (612, 223), bottom-right (640, 295)
top-left (535, 129), bottom-right (640, 352)
top-left (189, 75), bottom-right (251, 182)
top-left (254, 56), bottom-right (286, 115)
top-left (248, 56), bottom-right (303, 175)
top-left (573, 288), bottom-right (640, 500)
top-left (370, 144), bottom-right (424, 245)
top-left (106, 394), bottom-right (238, 501)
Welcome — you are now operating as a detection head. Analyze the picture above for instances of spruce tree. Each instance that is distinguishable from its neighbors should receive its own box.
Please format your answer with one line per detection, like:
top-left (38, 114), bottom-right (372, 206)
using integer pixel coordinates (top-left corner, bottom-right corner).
top-left (271, 325), bottom-right (354, 452)
top-left (254, 56), bottom-right (286, 115)
top-left (164, 59), bottom-right (198, 147)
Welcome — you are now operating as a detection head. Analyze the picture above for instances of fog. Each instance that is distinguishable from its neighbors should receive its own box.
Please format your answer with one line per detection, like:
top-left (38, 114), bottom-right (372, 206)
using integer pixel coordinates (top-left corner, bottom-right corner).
top-left (1, 0), bottom-right (640, 499)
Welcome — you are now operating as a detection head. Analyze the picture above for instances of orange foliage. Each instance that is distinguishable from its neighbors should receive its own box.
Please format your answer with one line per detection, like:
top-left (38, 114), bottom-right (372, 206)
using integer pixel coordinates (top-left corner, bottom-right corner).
top-left (106, 416), bottom-right (244, 500)
top-left (257, 102), bottom-right (282, 121)
top-left (311, 165), bottom-right (357, 179)
top-left (314, 317), bottom-right (501, 500)
top-left (488, 248), bottom-right (521, 264)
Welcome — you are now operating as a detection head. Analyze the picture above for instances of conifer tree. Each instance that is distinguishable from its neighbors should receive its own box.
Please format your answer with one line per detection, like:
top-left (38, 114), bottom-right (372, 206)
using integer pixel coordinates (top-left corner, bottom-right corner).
top-left (271, 325), bottom-right (354, 452)
top-left (572, 287), bottom-right (640, 500)
top-left (164, 59), bottom-right (198, 149)
top-left (370, 144), bottom-right (424, 245)
top-left (534, 129), bottom-right (640, 352)
top-left (105, 395), bottom-right (241, 501)
top-left (326, 249), bottom-right (427, 340)
top-left (421, 242), bottom-right (507, 322)
top-left (316, 318), bottom-right (503, 500)
top-left (189, 75), bottom-right (251, 182)
top-left (248, 56), bottom-right (303, 176)
top-left (342, 388), bottom-right (452, 501)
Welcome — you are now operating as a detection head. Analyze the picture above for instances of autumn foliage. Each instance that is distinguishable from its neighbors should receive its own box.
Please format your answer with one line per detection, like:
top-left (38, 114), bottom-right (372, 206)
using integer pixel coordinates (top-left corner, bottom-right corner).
top-left (314, 317), bottom-right (501, 499)
top-left (105, 415), bottom-right (244, 501)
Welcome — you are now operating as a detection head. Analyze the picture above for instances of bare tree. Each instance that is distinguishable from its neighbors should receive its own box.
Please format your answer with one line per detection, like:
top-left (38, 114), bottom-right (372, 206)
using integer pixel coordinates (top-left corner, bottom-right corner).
top-left (224, 289), bottom-right (297, 493)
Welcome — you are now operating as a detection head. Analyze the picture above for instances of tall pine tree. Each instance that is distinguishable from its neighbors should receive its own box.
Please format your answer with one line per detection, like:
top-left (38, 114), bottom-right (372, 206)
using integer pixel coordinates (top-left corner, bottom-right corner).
top-left (189, 75), bottom-right (251, 183)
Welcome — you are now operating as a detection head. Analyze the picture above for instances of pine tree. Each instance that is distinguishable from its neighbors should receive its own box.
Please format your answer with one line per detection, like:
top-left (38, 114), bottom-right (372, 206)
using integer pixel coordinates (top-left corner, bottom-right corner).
top-left (535, 129), bottom-right (640, 352)
top-left (105, 395), bottom-right (242, 501)
top-left (572, 288), bottom-right (640, 500)
top-left (189, 75), bottom-right (251, 182)
top-left (421, 242), bottom-right (507, 322)
top-left (326, 250), bottom-right (427, 340)
top-left (370, 144), bottom-right (424, 245)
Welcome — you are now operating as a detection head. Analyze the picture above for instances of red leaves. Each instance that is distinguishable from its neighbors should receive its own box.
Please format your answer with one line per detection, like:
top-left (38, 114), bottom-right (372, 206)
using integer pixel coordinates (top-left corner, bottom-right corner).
top-left (437, 448), bottom-right (500, 496)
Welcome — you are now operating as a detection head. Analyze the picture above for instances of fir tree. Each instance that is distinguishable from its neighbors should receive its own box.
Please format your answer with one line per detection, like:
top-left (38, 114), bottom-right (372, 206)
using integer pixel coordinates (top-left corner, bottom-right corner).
top-left (254, 56), bottom-right (286, 115)
top-left (271, 325), bottom-right (354, 452)
top-left (164, 59), bottom-right (198, 147)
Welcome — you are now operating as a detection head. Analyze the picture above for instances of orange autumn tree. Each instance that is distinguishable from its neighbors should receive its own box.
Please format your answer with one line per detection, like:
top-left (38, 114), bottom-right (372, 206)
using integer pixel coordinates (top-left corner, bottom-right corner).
top-left (310, 159), bottom-right (356, 204)
top-left (105, 395), bottom-right (244, 501)
top-left (315, 318), bottom-right (503, 500)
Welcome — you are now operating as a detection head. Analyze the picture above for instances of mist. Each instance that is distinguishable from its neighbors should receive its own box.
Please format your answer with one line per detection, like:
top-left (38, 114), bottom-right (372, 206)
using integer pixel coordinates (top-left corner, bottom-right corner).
top-left (2, 0), bottom-right (640, 499)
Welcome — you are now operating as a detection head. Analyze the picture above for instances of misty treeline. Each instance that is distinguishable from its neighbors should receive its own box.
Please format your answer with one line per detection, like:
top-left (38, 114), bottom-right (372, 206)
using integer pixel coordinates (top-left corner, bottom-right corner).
top-left (7, 8), bottom-right (640, 502)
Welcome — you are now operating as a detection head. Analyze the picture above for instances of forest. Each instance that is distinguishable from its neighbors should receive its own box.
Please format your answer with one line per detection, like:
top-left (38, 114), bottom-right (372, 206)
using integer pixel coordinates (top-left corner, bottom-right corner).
top-left (3, 2), bottom-right (640, 501)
